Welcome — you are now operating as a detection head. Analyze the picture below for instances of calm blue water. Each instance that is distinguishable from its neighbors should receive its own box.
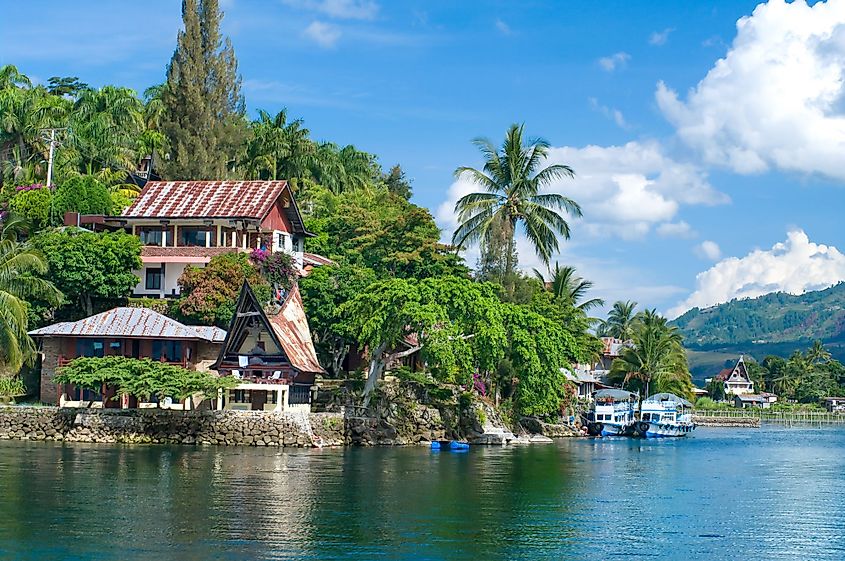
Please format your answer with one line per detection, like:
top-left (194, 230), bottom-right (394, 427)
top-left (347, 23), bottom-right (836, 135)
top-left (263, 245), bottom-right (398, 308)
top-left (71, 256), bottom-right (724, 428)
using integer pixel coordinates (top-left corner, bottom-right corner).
top-left (0, 427), bottom-right (843, 560)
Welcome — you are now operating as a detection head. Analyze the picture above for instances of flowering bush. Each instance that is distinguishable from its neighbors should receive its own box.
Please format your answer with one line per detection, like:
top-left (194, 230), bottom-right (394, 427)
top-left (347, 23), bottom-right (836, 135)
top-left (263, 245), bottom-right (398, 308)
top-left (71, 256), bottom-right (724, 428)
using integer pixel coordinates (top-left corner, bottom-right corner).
top-left (263, 251), bottom-right (296, 289)
top-left (15, 183), bottom-right (46, 192)
top-left (250, 248), bottom-right (270, 262)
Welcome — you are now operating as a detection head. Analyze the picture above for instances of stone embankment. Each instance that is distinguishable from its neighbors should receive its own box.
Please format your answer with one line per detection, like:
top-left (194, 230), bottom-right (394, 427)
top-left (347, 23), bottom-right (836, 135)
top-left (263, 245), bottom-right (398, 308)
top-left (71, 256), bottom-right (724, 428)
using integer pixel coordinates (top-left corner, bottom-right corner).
top-left (0, 406), bottom-right (346, 447)
top-left (693, 415), bottom-right (761, 428)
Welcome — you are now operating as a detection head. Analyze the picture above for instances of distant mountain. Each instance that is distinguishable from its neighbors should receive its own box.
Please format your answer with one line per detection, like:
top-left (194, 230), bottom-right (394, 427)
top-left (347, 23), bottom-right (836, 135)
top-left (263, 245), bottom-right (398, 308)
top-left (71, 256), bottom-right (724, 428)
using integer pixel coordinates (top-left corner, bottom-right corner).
top-left (670, 282), bottom-right (845, 384)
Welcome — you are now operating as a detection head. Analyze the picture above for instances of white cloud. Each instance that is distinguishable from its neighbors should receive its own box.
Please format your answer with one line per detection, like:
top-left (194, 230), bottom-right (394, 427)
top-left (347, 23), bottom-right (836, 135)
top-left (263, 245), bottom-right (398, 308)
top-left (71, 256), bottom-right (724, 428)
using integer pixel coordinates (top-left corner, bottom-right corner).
top-left (657, 0), bottom-right (845, 180)
top-left (656, 221), bottom-right (696, 238)
top-left (668, 230), bottom-right (845, 318)
top-left (695, 240), bottom-right (722, 261)
top-left (303, 20), bottom-right (341, 47)
top-left (588, 97), bottom-right (628, 129)
top-left (436, 140), bottom-right (728, 244)
top-left (598, 52), bottom-right (630, 72)
top-left (495, 19), bottom-right (513, 36)
top-left (649, 27), bottom-right (673, 46)
top-left (281, 0), bottom-right (378, 20)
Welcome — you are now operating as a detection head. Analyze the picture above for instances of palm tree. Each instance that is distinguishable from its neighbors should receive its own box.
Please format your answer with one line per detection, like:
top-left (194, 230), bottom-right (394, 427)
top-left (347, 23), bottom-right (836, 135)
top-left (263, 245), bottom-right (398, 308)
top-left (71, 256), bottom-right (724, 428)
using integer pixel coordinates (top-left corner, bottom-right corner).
top-left (309, 142), bottom-right (373, 194)
top-left (244, 109), bottom-right (315, 181)
top-left (600, 300), bottom-right (638, 340)
top-left (806, 340), bottom-right (831, 365)
top-left (0, 238), bottom-right (61, 372)
top-left (0, 86), bottom-right (67, 178)
top-left (533, 263), bottom-right (604, 312)
top-left (610, 310), bottom-right (691, 411)
top-left (0, 65), bottom-right (32, 90)
top-left (452, 124), bottom-right (580, 274)
top-left (68, 86), bottom-right (143, 175)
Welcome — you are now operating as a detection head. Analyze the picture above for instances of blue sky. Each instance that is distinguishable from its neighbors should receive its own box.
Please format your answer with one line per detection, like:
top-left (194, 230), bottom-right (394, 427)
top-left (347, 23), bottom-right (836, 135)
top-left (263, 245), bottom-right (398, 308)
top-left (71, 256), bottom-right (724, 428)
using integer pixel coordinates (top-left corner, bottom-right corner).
top-left (4, 0), bottom-right (845, 318)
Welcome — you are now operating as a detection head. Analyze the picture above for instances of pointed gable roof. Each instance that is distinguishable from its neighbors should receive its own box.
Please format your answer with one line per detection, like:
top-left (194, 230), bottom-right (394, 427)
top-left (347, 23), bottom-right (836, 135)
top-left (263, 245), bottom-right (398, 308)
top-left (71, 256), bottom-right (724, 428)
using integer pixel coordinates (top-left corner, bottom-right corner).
top-left (214, 282), bottom-right (324, 374)
top-left (28, 307), bottom-right (226, 341)
top-left (715, 355), bottom-right (751, 382)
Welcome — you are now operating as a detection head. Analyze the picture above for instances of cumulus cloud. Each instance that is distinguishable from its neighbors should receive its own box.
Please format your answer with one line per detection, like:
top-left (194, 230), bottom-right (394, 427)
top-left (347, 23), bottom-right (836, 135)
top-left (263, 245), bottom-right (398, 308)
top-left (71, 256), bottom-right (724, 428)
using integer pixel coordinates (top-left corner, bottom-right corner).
top-left (657, 0), bottom-right (845, 180)
top-left (668, 230), bottom-right (845, 318)
top-left (281, 0), bottom-right (378, 20)
top-left (598, 52), bottom-right (630, 72)
top-left (436, 140), bottom-right (728, 243)
top-left (649, 27), bottom-right (673, 46)
top-left (303, 20), bottom-right (341, 47)
top-left (695, 240), bottom-right (722, 261)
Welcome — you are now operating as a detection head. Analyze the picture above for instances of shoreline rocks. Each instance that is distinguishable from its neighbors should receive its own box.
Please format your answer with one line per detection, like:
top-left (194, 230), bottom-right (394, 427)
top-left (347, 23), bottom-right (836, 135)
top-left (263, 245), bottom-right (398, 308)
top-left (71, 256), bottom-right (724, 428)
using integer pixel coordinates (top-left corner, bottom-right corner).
top-left (693, 415), bottom-right (761, 428)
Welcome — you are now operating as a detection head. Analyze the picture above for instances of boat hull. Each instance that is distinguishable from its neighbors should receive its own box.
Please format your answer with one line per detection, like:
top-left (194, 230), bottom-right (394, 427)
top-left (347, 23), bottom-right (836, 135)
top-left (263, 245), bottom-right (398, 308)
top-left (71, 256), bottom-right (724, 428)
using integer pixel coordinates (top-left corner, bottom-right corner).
top-left (639, 422), bottom-right (695, 438)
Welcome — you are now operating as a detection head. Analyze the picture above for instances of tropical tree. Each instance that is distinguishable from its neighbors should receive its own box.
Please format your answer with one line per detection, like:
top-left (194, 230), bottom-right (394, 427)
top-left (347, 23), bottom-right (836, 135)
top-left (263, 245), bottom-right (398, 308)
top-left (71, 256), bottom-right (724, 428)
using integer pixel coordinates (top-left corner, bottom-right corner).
top-left (806, 340), bottom-right (832, 365)
top-left (243, 109), bottom-right (314, 180)
top-left (0, 65), bottom-right (32, 90)
top-left (609, 310), bottom-right (693, 411)
top-left (0, 238), bottom-right (61, 372)
top-left (452, 123), bottom-right (580, 274)
top-left (310, 142), bottom-right (374, 194)
top-left (600, 300), bottom-right (638, 340)
top-left (0, 85), bottom-right (67, 180)
top-left (533, 263), bottom-right (604, 313)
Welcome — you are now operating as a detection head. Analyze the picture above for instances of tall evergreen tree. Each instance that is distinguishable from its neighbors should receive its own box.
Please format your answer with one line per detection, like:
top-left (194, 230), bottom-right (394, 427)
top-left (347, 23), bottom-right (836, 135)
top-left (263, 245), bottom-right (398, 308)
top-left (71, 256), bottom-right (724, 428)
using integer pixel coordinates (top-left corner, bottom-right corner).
top-left (161, 0), bottom-right (245, 179)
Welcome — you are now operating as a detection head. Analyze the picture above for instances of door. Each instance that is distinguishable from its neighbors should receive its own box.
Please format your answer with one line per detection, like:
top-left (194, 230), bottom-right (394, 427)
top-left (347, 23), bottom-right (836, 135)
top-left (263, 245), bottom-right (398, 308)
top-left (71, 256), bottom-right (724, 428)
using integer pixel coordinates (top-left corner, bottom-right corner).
top-left (250, 390), bottom-right (267, 411)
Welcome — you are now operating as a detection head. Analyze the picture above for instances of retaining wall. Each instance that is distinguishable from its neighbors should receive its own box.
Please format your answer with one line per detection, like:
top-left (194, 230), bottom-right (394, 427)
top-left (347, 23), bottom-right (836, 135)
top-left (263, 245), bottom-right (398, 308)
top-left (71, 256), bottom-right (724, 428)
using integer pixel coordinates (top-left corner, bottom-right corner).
top-left (0, 406), bottom-right (346, 447)
top-left (693, 415), bottom-right (761, 428)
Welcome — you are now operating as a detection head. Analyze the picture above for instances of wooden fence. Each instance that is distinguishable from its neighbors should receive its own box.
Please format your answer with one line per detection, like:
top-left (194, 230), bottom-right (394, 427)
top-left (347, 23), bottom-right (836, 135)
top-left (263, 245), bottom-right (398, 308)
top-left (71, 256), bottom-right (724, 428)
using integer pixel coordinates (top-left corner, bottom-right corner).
top-left (694, 409), bottom-right (845, 425)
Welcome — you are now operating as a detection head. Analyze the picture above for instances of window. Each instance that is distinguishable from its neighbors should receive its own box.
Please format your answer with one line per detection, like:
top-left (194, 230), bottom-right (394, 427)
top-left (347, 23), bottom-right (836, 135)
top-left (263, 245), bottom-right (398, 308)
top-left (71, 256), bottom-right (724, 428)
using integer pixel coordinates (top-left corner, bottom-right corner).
top-left (138, 228), bottom-right (163, 246)
top-left (152, 340), bottom-right (182, 362)
top-left (76, 339), bottom-right (105, 358)
top-left (145, 268), bottom-right (163, 290)
top-left (179, 227), bottom-right (209, 247)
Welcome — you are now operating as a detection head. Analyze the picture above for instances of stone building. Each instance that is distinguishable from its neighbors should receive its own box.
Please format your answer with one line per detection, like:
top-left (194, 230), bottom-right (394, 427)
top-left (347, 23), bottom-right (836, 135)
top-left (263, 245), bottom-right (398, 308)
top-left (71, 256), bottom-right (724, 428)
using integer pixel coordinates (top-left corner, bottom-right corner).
top-left (30, 307), bottom-right (225, 406)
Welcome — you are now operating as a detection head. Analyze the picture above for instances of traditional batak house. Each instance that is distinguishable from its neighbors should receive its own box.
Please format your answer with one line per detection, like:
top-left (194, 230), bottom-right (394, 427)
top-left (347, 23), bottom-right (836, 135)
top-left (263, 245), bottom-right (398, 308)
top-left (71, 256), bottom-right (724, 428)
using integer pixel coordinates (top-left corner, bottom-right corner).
top-left (212, 281), bottom-right (325, 412)
top-left (29, 307), bottom-right (225, 407)
top-left (100, 180), bottom-right (313, 298)
top-left (712, 356), bottom-right (755, 396)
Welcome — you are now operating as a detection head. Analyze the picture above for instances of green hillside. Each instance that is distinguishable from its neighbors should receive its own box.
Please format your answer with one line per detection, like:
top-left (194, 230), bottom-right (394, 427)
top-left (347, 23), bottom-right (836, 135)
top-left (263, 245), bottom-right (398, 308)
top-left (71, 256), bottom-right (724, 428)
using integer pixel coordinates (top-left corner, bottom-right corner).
top-left (671, 282), bottom-right (845, 383)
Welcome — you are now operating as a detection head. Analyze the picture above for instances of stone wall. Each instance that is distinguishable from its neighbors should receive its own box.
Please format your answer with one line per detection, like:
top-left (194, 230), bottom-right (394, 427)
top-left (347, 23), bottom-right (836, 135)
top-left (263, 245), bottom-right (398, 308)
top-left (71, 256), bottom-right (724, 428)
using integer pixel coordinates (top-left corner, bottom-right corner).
top-left (0, 406), bottom-right (346, 447)
top-left (39, 339), bottom-right (61, 405)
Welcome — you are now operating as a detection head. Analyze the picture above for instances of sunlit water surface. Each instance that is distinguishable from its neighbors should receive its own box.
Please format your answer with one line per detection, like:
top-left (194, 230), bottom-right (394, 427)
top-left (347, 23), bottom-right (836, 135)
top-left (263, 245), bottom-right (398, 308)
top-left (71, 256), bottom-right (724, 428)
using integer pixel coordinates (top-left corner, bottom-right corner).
top-left (1, 427), bottom-right (843, 560)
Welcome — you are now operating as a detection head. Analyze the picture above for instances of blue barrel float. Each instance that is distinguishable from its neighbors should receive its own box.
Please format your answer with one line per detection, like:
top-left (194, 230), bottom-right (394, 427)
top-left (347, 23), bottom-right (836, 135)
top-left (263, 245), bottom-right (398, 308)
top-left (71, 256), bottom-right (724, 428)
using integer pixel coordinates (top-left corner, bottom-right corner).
top-left (431, 440), bottom-right (470, 452)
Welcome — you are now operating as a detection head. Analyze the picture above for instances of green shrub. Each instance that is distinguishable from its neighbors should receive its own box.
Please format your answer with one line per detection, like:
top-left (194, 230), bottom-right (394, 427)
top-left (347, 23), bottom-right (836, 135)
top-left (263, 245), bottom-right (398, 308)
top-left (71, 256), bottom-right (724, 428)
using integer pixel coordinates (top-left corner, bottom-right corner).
top-left (0, 377), bottom-right (27, 399)
top-left (51, 175), bottom-right (113, 223)
top-left (9, 185), bottom-right (52, 230)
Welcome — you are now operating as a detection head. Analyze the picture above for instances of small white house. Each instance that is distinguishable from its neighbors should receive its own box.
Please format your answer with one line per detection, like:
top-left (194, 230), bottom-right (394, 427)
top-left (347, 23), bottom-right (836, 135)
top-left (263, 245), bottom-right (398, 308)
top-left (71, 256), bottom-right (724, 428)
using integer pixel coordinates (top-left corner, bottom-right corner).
top-left (714, 356), bottom-right (755, 396)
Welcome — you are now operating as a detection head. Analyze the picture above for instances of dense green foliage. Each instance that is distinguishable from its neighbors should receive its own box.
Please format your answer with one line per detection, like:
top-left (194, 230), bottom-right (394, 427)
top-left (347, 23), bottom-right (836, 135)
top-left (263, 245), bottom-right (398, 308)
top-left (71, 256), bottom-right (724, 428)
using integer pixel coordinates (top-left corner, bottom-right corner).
top-left (49, 175), bottom-right (113, 221)
top-left (672, 282), bottom-right (845, 348)
top-left (160, 0), bottom-right (244, 180)
top-left (30, 229), bottom-right (141, 318)
top-left (175, 252), bottom-right (268, 327)
top-left (55, 356), bottom-right (237, 403)
top-left (8, 185), bottom-right (51, 229)
top-left (0, 236), bottom-right (61, 372)
top-left (609, 309), bottom-right (694, 402)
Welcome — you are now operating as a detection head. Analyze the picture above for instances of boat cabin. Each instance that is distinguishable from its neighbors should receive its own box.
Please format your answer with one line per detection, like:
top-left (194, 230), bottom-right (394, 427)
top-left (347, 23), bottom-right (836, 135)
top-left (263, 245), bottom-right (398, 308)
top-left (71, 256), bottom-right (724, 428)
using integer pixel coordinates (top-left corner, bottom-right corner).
top-left (213, 281), bottom-right (324, 412)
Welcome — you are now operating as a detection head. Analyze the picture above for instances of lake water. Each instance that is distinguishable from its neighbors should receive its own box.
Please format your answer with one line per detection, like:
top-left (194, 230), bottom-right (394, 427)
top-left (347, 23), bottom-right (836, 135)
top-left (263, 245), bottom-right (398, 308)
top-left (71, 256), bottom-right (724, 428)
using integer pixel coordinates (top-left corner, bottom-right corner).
top-left (1, 427), bottom-right (843, 560)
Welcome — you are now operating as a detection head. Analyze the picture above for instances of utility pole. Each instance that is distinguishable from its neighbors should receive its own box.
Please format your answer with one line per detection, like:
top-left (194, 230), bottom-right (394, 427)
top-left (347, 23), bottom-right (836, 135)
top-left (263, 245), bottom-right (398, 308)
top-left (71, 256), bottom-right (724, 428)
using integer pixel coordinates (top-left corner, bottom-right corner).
top-left (41, 128), bottom-right (65, 190)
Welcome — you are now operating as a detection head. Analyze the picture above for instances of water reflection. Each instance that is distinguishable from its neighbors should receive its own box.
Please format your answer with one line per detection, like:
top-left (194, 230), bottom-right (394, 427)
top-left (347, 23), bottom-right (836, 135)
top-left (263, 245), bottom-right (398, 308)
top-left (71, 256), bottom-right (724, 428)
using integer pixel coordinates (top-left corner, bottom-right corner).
top-left (1, 428), bottom-right (844, 560)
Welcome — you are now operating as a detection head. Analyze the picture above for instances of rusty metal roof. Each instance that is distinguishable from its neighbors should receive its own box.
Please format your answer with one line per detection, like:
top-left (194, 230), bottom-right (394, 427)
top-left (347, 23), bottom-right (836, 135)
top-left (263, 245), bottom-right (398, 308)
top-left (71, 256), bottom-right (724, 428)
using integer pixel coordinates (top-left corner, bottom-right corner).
top-left (122, 180), bottom-right (288, 220)
top-left (29, 307), bottom-right (226, 342)
top-left (267, 284), bottom-right (325, 374)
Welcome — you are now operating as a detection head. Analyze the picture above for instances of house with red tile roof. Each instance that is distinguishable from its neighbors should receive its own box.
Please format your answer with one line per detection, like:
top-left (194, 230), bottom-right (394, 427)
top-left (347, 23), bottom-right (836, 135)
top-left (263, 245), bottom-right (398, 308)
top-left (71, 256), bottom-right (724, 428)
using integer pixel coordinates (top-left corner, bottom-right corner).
top-left (100, 180), bottom-right (315, 298)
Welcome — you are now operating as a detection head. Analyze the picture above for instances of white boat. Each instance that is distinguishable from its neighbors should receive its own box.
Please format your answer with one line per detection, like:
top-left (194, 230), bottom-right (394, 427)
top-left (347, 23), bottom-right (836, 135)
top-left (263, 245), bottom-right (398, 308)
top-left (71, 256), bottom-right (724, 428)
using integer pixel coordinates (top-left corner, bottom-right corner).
top-left (636, 393), bottom-right (696, 438)
top-left (588, 389), bottom-right (638, 436)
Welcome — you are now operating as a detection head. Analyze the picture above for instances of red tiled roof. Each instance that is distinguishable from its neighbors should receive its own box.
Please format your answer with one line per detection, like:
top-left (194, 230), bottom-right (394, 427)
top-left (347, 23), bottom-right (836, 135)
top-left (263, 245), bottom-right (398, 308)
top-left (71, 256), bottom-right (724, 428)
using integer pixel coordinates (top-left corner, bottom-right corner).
top-left (714, 368), bottom-right (733, 381)
top-left (123, 181), bottom-right (288, 220)
top-left (302, 252), bottom-right (335, 266)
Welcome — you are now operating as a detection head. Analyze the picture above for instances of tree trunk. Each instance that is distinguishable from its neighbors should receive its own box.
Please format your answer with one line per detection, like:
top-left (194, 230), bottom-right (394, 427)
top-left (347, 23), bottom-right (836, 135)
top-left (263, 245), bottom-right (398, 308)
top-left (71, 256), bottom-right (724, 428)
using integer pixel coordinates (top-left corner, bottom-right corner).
top-left (362, 342), bottom-right (388, 406)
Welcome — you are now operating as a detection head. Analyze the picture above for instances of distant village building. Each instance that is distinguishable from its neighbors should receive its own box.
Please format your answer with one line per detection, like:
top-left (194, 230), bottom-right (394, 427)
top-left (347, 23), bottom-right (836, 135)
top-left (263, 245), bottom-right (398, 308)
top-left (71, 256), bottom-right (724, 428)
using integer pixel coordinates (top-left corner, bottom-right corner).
top-left (712, 355), bottom-right (755, 396)
top-left (80, 180), bottom-right (317, 298)
top-left (563, 368), bottom-right (601, 400)
top-left (822, 397), bottom-right (845, 413)
top-left (212, 281), bottom-right (325, 412)
top-left (733, 393), bottom-right (778, 409)
top-left (29, 307), bottom-right (225, 407)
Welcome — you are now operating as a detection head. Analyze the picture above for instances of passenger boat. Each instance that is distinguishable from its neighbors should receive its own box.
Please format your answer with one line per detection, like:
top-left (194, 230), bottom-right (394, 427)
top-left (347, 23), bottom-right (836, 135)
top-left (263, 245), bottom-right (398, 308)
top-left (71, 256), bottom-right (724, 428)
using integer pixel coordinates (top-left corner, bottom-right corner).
top-left (636, 393), bottom-right (696, 438)
top-left (587, 389), bottom-right (638, 436)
